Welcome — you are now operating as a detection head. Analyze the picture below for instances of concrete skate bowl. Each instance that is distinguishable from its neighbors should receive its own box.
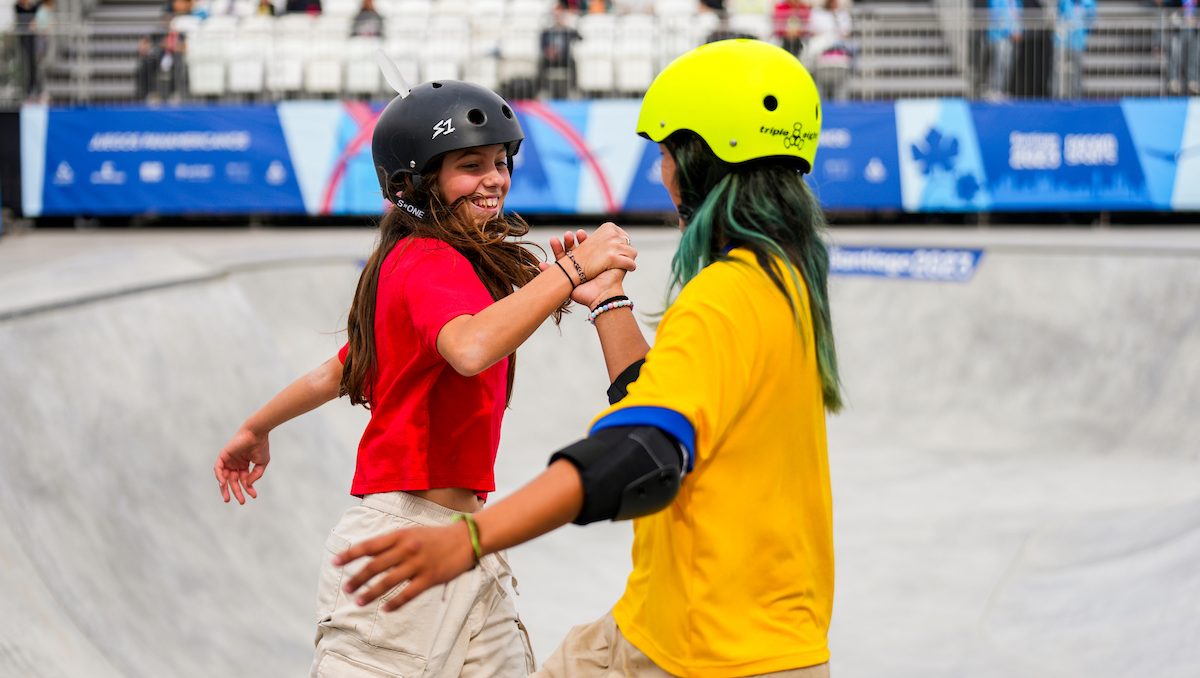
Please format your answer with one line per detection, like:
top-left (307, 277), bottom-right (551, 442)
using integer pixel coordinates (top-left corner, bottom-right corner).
top-left (0, 228), bottom-right (1198, 678)
top-left (824, 230), bottom-right (1200, 678)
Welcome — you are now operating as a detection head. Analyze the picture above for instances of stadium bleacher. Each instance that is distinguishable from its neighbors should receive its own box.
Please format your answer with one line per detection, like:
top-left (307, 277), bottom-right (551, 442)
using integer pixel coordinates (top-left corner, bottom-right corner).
top-left (6, 0), bottom-right (1180, 105)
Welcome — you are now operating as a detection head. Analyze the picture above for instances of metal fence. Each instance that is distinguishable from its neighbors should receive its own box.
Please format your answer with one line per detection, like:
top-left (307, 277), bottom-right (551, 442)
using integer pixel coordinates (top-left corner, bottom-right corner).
top-left (0, 5), bottom-right (1191, 109)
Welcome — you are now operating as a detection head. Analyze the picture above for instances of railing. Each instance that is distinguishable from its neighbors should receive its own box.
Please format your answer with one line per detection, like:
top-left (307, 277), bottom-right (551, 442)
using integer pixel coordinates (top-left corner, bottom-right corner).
top-left (0, 5), bottom-right (1189, 109)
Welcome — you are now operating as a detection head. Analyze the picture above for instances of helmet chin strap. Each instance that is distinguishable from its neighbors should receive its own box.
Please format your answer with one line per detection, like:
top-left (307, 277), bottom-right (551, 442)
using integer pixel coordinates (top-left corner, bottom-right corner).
top-left (393, 192), bottom-right (428, 220)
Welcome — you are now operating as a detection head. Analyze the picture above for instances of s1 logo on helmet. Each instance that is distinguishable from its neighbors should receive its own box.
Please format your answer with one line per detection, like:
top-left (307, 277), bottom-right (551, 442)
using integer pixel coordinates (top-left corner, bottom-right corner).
top-left (432, 117), bottom-right (457, 140)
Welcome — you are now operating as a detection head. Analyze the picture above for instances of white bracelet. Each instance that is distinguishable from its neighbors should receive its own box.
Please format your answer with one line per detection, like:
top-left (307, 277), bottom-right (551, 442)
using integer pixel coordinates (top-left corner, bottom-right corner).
top-left (587, 299), bottom-right (634, 325)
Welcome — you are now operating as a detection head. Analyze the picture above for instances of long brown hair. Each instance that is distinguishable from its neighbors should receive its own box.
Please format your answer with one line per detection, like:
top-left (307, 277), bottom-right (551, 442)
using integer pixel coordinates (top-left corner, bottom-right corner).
top-left (340, 165), bottom-right (566, 408)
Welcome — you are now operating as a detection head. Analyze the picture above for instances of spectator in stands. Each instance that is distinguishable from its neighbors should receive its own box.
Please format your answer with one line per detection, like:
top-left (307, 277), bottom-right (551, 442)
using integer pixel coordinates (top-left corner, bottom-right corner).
top-left (134, 36), bottom-right (161, 101)
top-left (285, 0), bottom-right (321, 14)
top-left (774, 0), bottom-right (813, 58)
top-left (699, 0), bottom-right (726, 12)
top-left (1013, 0), bottom-right (1051, 97)
top-left (806, 0), bottom-right (855, 101)
top-left (15, 0), bottom-right (40, 99)
top-left (1052, 0), bottom-right (1095, 98)
top-left (969, 0), bottom-right (991, 97)
top-left (159, 23), bottom-right (188, 101)
top-left (254, 0), bottom-right (276, 14)
top-left (351, 0), bottom-right (384, 37)
top-left (32, 0), bottom-right (55, 101)
top-left (1166, 0), bottom-right (1199, 94)
top-left (985, 0), bottom-right (1022, 100)
top-left (539, 5), bottom-right (581, 98)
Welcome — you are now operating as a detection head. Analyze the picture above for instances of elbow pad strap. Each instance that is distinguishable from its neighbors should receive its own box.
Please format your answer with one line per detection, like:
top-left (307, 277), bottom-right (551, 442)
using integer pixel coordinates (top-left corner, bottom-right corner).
top-left (550, 425), bottom-right (684, 525)
top-left (607, 359), bottom-right (645, 404)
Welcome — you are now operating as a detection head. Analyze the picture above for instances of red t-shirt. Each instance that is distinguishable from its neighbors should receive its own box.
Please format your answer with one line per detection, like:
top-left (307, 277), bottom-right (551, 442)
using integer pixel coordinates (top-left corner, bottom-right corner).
top-left (338, 237), bottom-right (507, 497)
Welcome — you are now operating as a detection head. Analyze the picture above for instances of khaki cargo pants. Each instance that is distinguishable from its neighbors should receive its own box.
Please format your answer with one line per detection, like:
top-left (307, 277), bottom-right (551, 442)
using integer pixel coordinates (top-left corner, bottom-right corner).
top-left (310, 492), bottom-right (535, 677)
top-left (535, 612), bottom-right (830, 678)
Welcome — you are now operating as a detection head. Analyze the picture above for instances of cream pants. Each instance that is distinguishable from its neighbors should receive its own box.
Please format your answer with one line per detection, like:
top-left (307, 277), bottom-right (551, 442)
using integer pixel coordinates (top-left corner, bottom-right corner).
top-left (310, 492), bottom-right (535, 677)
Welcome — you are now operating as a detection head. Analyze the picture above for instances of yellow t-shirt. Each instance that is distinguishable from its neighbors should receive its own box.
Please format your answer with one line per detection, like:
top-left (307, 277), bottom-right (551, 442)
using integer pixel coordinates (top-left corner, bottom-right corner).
top-left (591, 247), bottom-right (834, 677)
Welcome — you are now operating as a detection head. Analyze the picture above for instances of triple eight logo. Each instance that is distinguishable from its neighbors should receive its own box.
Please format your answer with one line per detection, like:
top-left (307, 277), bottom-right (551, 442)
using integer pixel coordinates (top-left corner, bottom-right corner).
top-left (760, 122), bottom-right (818, 151)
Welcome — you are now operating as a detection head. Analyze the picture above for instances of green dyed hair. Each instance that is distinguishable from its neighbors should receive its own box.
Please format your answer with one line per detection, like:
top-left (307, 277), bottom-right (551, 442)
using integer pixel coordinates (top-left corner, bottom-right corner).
top-left (663, 131), bottom-right (842, 413)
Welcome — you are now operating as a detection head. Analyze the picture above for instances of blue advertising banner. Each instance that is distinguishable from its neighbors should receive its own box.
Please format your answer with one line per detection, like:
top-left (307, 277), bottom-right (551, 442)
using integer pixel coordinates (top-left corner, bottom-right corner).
top-left (31, 105), bottom-right (305, 216)
top-left (20, 98), bottom-right (1200, 217)
top-left (810, 102), bottom-right (903, 209)
top-left (830, 246), bottom-right (984, 282)
top-left (969, 102), bottom-right (1151, 211)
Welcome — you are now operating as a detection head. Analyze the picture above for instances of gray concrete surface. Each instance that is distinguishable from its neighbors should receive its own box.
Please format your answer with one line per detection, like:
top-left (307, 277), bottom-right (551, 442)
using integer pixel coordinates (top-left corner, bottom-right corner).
top-left (0, 226), bottom-right (1198, 677)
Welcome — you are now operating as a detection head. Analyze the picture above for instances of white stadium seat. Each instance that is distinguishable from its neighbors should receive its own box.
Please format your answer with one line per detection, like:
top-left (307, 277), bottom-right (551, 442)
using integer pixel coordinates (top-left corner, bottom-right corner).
top-left (383, 39), bottom-right (421, 90)
top-left (305, 39), bottom-right (345, 94)
top-left (613, 14), bottom-right (656, 93)
top-left (323, 0), bottom-right (359, 18)
top-left (573, 37), bottom-right (614, 95)
top-left (391, 0), bottom-right (432, 22)
top-left (267, 37), bottom-right (307, 94)
top-left (231, 0), bottom-right (258, 16)
top-left (729, 12), bottom-right (768, 39)
top-left (654, 0), bottom-right (695, 18)
top-left (344, 36), bottom-right (383, 95)
top-left (577, 13), bottom-right (616, 42)
top-left (463, 56), bottom-right (499, 90)
top-left (432, 0), bottom-right (471, 19)
top-left (227, 38), bottom-right (268, 95)
top-left (168, 14), bottom-right (202, 37)
top-left (313, 15), bottom-right (353, 38)
top-left (274, 12), bottom-right (315, 39)
top-left (497, 28), bottom-right (539, 82)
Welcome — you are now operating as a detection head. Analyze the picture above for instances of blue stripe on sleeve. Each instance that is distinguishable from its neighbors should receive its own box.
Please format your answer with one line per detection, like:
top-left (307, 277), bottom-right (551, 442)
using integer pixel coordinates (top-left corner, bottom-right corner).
top-left (590, 406), bottom-right (696, 472)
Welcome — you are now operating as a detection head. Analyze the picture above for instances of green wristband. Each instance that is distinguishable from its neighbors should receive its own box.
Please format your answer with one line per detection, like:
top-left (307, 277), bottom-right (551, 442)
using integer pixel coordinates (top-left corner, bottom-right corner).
top-left (451, 513), bottom-right (483, 563)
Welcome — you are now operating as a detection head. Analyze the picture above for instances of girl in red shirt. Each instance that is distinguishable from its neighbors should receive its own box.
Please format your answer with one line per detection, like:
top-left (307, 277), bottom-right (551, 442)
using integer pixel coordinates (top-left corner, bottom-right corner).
top-left (213, 80), bottom-right (635, 676)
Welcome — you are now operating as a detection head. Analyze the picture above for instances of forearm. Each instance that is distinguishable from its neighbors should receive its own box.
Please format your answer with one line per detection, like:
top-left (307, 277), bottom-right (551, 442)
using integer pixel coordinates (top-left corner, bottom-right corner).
top-left (473, 460), bottom-right (584, 555)
top-left (590, 286), bottom-right (650, 382)
top-left (439, 265), bottom-right (572, 375)
top-left (242, 356), bottom-right (342, 434)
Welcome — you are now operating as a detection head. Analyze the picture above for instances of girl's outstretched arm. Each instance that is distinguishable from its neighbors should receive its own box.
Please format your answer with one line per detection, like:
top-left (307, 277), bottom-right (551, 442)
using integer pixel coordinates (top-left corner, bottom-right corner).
top-left (436, 223), bottom-right (636, 377)
top-left (546, 229), bottom-right (650, 382)
top-left (334, 459), bottom-right (585, 611)
top-left (214, 355), bottom-right (343, 504)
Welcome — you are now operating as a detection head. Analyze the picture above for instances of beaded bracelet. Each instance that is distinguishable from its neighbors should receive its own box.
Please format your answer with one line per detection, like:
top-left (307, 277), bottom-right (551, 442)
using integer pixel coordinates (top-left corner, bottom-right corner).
top-left (451, 513), bottom-right (482, 565)
top-left (587, 299), bottom-right (634, 325)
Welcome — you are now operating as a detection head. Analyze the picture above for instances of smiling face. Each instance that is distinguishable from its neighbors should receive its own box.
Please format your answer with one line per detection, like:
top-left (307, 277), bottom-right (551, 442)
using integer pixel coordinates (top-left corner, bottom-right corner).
top-left (436, 144), bottom-right (511, 223)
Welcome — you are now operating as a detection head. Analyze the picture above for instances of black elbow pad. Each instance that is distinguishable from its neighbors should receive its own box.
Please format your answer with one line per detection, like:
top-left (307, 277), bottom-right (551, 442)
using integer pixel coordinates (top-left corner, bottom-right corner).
top-left (550, 425), bottom-right (685, 525)
top-left (607, 359), bottom-right (645, 404)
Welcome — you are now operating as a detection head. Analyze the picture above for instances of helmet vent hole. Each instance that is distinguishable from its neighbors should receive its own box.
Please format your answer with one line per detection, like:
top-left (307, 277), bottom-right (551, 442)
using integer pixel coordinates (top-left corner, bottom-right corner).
top-left (431, 82), bottom-right (443, 88)
top-left (816, 103), bottom-right (820, 120)
top-left (763, 95), bottom-right (778, 111)
top-left (501, 105), bottom-right (514, 119)
top-left (467, 108), bottom-right (487, 125)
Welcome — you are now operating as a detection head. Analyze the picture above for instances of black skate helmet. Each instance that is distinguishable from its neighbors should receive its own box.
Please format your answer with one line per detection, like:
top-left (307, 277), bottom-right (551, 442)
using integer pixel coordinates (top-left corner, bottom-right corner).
top-left (372, 80), bottom-right (524, 208)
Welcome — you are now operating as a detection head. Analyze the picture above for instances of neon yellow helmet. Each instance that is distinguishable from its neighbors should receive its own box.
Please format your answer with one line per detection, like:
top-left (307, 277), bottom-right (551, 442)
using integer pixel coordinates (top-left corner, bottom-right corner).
top-left (637, 39), bottom-right (821, 173)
